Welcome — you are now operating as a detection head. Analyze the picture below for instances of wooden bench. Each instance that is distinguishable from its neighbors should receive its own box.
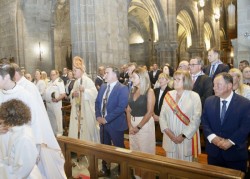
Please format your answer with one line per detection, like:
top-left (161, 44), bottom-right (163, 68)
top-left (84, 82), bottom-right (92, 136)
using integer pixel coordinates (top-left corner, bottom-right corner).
top-left (57, 136), bottom-right (244, 179)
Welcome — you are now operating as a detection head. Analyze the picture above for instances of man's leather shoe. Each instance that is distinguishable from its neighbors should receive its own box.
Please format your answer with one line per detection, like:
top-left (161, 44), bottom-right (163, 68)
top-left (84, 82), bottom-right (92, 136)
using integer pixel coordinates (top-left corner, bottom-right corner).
top-left (97, 169), bottom-right (110, 177)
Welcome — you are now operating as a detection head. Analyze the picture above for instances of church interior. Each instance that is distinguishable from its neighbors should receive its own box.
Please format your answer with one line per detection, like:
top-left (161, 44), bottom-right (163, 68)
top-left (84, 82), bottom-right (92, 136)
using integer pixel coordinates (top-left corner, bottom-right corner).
top-left (0, 0), bottom-right (249, 77)
top-left (1, 0), bottom-right (250, 178)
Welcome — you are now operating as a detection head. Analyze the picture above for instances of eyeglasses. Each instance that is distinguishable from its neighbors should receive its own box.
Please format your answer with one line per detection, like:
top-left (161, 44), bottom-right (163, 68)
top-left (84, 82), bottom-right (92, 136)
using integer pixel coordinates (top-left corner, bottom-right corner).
top-left (189, 64), bottom-right (200, 67)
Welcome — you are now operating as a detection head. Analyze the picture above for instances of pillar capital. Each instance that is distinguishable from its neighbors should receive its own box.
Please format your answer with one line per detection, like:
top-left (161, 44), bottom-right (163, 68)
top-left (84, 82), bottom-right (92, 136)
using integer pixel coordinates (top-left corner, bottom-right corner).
top-left (155, 41), bottom-right (178, 52)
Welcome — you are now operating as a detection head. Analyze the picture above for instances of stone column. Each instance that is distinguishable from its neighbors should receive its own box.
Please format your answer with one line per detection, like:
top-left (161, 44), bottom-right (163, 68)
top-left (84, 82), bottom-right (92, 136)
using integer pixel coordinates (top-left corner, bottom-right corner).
top-left (155, 0), bottom-right (177, 68)
top-left (70, 0), bottom-right (129, 78)
top-left (231, 0), bottom-right (250, 67)
top-left (155, 41), bottom-right (178, 69)
top-left (188, 47), bottom-right (204, 59)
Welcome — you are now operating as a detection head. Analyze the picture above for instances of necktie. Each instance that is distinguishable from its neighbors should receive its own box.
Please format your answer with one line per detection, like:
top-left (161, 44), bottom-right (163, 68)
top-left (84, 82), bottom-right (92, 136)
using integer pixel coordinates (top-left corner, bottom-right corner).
top-left (210, 65), bottom-right (215, 77)
top-left (102, 85), bottom-right (110, 117)
top-left (220, 100), bottom-right (227, 124)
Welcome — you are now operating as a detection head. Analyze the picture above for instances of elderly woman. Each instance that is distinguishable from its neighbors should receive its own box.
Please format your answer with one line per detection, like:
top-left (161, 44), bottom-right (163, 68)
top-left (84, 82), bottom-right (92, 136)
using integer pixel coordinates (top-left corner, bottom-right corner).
top-left (68, 56), bottom-right (99, 143)
top-left (243, 66), bottom-right (250, 85)
top-left (229, 68), bottom-right (250, 100)
top-left (159, 70), bottom-right (202, 161)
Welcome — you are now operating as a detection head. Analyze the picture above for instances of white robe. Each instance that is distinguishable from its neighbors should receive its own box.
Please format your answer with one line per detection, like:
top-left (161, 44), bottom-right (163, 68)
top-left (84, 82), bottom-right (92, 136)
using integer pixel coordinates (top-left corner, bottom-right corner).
top-left (0, 84), bottom-right (66, 179)
top-left (68, 74), bottom-right (100, 143)
top-left (44, 78), bottom-right (65, 135)
top-left (34, 79), bottom-right (46, 97)
top-left (0, 125), bottom-right (42, 179)
top-left (159, 90), bottom-right (201, 161)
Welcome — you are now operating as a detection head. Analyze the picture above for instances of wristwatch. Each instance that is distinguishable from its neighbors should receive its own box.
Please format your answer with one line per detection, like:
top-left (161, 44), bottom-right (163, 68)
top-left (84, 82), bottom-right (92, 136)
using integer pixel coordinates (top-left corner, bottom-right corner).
top-left (182, 134), bottom-right (186, 138)
top-left (137, 126), bottom-right (142, 130)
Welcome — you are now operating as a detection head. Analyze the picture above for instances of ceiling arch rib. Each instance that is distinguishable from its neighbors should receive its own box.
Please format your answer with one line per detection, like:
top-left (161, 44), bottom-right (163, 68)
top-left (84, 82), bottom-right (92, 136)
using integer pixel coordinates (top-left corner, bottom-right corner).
top-left (204, 22), bottom-right (213, 50)
top-left (129, 0), bottom-right (162, 42)
top-left (177, 10), bottom-right (194, 48)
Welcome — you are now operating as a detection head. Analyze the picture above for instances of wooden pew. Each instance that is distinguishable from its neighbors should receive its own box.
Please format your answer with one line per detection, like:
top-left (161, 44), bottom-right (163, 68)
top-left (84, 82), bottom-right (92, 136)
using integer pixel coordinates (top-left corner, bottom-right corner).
top-left (57, 136), bottom-right (244, 179)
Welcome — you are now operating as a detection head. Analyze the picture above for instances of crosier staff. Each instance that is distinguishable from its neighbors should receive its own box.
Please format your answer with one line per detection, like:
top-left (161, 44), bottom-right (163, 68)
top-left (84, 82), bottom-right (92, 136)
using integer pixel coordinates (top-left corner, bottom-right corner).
top-left (77, 78), bottom-right (83, 139)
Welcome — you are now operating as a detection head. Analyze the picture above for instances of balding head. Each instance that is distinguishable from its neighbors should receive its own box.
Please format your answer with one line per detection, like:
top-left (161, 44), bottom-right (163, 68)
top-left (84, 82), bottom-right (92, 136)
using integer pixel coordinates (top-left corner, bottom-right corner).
top-left (178, 60), bottom-right (189, 71)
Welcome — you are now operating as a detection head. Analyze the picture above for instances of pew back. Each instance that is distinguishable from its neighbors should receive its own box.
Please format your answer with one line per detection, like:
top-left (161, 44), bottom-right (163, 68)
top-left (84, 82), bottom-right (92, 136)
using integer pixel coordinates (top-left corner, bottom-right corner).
top-left (57, 136), bottom-right (244, 179)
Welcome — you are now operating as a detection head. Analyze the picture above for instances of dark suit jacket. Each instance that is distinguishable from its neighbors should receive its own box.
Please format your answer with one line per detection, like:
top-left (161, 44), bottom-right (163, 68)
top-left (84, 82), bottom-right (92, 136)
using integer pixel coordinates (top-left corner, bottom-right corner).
top-left (192, 75), bottom-right (213, 108)
top-left (66, 79), bottom-right (75, 96)
top-left (95, 82), bottom-right (129, 131)
top-left (203, 63), bottom-right (229, 81)
top-left (154, 86), bottom-right (172, 116)
top-left (149, 70), bottom-right (161, 85)
top-left (201, 93), bottom-right (250, 161)
top-left (61, 75), bottom-right (69, 85)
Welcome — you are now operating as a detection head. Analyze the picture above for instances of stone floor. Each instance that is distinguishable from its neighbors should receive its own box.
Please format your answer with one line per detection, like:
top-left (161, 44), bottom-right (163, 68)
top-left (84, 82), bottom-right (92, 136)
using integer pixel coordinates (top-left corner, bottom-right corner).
top-left (72, 157), bottom-right (120, 179)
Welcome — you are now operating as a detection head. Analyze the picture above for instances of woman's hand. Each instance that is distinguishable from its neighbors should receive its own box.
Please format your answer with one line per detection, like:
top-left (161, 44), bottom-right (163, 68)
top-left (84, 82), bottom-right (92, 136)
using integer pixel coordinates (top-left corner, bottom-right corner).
top-left (129, 126), bottom-right (139, 135)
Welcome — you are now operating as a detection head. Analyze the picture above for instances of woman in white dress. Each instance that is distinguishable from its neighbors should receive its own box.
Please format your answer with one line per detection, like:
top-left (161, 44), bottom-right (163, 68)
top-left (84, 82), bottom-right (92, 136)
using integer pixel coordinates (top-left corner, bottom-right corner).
top-left (229, 68), bottom-right (250, 100)
top-left (0, 99), bottom-right (42, 179)
top-left (159, 70), bottom-right (202, 162)
top-left (34, 70), bottom-right (46, 97)
top-left (68, 56), bottom-right (100, 143)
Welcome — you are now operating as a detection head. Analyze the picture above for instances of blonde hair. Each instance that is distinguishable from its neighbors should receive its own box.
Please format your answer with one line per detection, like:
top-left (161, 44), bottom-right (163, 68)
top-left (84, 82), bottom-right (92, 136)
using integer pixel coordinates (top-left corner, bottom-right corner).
top-left (158, 73), bottom-right (170, 80)
top-left (133, 67), bottom-right (151, 95)
top-left (41, 71), bottom-right (47, 80)
top-left (229, 68), bottom-right (244, 95)
top-left (174, 70), bottom-right (193, 90)
top-left (73, 56), bottom-right (86, 72)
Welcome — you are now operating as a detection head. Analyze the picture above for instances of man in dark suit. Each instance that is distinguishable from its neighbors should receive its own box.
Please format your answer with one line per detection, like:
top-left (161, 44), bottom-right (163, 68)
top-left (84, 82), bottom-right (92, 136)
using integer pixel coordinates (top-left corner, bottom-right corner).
top-left (149, 63), bottom-right (161, 87)
top-left (60, 67), bottom-right (69, 85)
top-left (190, 56), bottom-right (213, 107)
top-left (203, 48), bottom-right (229, 81)
top-left (202, 72), bottom-right (250, 172)
top-left (95, 66), bottom-right (129, 177)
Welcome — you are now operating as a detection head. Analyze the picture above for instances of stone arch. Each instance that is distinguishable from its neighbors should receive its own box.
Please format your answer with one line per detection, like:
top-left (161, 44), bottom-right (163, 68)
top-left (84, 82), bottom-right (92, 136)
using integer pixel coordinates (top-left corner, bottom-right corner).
top-left (204, 22), bottom-right (215, 50)
top-left (177, 9), bottom-right (197, 61)
top-left (128, 0), bottom-right (168, 66)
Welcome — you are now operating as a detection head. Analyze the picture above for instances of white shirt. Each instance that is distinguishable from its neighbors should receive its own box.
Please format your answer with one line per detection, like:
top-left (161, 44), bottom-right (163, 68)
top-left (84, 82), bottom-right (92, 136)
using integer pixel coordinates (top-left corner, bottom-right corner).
top-left (101, 81), bottom-right (118, 117)
top-left (158, 89), bottom-right (164, 108)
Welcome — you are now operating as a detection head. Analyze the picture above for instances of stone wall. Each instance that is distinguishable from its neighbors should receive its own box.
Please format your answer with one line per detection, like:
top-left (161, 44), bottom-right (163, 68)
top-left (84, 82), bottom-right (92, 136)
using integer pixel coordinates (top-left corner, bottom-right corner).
top-left (232, 0), bottom-right (250, 67)
top-left (0, 0), bottom-right (17, 61)
top-left (16, 0), bottom-right (54, 74)
top-left (70, 0), bottom-right (129, 78)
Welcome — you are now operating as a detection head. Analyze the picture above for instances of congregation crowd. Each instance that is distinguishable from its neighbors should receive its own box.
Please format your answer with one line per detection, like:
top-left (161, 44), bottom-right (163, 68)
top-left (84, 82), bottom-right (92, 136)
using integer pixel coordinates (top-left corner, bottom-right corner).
top-left (0, 47), bottom-right (250, 178)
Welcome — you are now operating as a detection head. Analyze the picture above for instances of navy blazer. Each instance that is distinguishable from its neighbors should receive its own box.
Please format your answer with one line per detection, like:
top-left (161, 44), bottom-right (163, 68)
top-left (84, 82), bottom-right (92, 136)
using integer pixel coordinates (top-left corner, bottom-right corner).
top-left (201, 93), bottom-right (250, 161)
top-left (203, 63), bottom-right (229, 81)
top-left (95, 82), bottom-right (129, 131)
